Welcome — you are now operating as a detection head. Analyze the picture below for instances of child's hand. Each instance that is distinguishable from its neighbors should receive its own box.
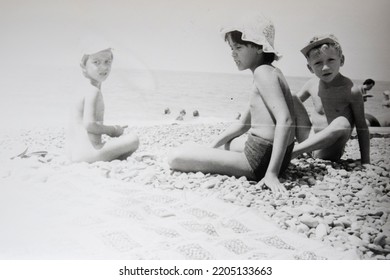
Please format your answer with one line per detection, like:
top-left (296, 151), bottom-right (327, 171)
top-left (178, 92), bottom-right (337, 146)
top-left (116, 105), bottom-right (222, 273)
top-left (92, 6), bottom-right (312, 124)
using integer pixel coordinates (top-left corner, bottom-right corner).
top-left (258, 174), bottom-right (287, 197)
top-left (110, 125), bottom-right (128, 137)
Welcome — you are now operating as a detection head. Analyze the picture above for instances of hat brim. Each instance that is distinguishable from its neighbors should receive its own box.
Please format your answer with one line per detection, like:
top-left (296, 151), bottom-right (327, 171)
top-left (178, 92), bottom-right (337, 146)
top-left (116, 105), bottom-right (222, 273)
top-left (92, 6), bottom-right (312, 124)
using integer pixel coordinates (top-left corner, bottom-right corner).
top-left (300, 37), bottom-right (338, 57)
top-left (220, 27), bottom-right (282, 61)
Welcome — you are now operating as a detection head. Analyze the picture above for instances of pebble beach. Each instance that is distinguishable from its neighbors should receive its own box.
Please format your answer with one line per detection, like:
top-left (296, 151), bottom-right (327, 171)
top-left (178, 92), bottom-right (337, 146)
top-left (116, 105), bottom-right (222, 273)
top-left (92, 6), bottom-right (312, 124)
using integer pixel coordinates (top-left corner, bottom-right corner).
top-left (1, 121), bottom-right (389, 260)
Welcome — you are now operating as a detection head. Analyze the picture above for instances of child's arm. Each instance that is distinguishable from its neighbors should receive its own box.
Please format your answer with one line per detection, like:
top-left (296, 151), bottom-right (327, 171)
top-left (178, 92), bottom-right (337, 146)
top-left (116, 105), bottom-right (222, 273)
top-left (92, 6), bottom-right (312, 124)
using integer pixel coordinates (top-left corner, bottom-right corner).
top-left (351, 87), bottom-right (370, 164)
top-left (254, 68), bottom-right (294, 193)
top-left (210, 109), bottom-right (251, 148)
top-left (83, 90), bottom-right (124, 137)
top-left (295, 78), bottom-right (314, 102)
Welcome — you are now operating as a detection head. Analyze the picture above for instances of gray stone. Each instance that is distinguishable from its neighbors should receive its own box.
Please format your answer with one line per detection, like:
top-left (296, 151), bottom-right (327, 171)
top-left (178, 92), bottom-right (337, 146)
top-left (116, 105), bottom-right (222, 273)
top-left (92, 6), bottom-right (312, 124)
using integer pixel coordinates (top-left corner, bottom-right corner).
top-left (373, 234), bottom-right (387, 247)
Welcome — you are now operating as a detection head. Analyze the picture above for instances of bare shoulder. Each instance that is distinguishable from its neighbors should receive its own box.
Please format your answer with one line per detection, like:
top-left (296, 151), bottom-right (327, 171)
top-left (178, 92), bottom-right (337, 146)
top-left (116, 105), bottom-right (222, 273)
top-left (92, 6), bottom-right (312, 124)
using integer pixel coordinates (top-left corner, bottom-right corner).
top-left (351, 84), bottom-right (364, 97)
top-left (303, 77), bottom-right (320, 96)
top-left (253, 65), bottom-right (278, 81)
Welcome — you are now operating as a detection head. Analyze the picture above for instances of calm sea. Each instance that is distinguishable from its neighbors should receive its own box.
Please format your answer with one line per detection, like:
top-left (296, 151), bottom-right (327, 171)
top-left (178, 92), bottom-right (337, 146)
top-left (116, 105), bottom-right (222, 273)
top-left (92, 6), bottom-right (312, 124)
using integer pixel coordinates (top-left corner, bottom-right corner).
top-left (104, 69), bottom-right (390, 125)
top-left (1, 67), bottom-right (389, 129)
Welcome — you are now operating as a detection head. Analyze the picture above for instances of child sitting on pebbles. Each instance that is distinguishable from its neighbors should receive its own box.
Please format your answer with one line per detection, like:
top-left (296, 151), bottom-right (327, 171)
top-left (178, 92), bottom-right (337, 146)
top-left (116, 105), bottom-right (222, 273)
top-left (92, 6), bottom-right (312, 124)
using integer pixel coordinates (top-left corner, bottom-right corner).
top-left (292, 34), bottom-right (370, 165)
top-left (168, 14), bottom-right (296, 194)
top-left (66, 48), bottom-right (139, 163)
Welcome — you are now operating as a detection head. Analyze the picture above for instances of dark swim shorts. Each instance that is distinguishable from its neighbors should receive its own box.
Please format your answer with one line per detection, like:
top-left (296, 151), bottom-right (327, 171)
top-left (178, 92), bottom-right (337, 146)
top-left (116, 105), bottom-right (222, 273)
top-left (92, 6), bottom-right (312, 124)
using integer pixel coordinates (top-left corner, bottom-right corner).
top-left (244, 133), bottom-right (294, 180)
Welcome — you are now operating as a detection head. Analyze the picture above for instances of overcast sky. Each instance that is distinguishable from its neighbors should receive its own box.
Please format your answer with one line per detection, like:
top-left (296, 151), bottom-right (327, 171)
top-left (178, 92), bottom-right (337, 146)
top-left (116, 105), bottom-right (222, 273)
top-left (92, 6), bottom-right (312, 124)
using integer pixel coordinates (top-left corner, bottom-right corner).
top-left (1, 0), bottom-right (389, 81)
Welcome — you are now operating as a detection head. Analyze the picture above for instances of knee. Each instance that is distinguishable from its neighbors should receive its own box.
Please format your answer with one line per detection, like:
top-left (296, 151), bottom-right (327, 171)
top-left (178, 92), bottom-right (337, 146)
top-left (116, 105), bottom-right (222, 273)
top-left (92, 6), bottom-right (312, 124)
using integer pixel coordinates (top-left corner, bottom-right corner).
top-left (167, 143), bottom-right (193, 169)
top-left (132, 135), bottom-right (140, 150)
top-left (327, 117), bottom-right (351, 139)
top-left (331, 117), bottom-right (351, 131)
top-left (126, 134), bottom-right (140, 151)
top-left (167, 148), bottom-right (183, 169)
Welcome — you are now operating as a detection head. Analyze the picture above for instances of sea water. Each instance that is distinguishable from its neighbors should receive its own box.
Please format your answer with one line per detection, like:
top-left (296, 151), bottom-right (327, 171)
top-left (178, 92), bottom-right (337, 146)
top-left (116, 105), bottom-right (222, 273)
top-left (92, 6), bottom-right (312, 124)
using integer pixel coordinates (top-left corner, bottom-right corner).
top-left (1, 67), bottom-right (389, 129)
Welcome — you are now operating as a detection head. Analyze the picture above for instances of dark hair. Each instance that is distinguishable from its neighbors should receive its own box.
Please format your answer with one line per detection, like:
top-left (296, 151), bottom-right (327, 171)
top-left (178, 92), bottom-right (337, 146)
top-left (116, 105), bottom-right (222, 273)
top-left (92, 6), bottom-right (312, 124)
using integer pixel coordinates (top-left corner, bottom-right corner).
top-left (225, 31), bottom-right (275, 64)
top-left (363, 78), bottom-right (375, 86)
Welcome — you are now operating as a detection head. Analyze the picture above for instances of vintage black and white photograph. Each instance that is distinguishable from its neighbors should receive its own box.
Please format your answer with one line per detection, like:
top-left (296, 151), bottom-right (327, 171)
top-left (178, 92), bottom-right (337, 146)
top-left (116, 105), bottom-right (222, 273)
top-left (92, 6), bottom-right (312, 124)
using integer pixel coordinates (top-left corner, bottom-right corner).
top-left (0, 0), bottom-right (389, 263)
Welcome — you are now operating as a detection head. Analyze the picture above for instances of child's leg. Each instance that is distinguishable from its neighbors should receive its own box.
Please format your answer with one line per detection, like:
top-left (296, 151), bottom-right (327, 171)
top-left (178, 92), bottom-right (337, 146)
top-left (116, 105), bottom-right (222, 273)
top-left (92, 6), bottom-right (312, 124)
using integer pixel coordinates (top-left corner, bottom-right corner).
top-left (293, 95), bottom-right (312, 143)
top-left (168, 142), bottom-right (255, 179)
top-left (292, 116), bottom-right (352, 161)
top-left (224, 134), bottom-right (247, 152)
top-left (97, 133), bottom-right (139, 162)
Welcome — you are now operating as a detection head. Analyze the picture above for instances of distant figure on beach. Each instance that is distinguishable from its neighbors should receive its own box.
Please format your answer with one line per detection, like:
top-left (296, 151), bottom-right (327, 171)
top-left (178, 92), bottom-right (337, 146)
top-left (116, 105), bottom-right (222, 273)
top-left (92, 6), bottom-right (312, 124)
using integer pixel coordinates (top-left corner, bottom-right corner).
top-left (292, 34), bottom-right (370, 164)
top-left (361, 78), bottom-right (375, 102)
top-left (66, 48), bottom-right (139, 163)
top-left (382, 90), bottom-right (390, 107)
top-left (168, 15), bottom-right (295, 194)
top-left (359, 79), bottom-right (380, 126)
top-left (176, 109), bottom-right (186, 121)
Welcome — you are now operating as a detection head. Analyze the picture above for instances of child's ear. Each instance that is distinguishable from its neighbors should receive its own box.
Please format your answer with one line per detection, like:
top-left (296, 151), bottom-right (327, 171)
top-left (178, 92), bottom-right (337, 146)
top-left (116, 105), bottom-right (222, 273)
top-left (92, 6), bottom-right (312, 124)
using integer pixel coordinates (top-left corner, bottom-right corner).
top-left (80, 54), bottom-right (89, 69)
top-left (80, 54), bottom-right (89, 77)
top-left (307, 64), bottom-right (314, 73)
top-left (340, 55), bottom-right (345, 66)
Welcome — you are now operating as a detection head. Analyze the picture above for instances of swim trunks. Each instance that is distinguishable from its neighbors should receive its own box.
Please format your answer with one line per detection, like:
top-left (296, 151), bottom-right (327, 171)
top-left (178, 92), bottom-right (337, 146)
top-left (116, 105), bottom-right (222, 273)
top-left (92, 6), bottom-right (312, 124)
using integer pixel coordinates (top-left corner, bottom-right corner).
top-left (244, 133), bottom-right (294, 180)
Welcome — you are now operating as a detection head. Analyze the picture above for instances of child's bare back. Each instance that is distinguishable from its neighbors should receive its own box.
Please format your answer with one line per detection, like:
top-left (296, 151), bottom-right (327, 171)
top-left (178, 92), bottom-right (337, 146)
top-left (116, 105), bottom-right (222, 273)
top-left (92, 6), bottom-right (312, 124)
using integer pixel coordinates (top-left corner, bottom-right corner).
top-left (249, 65), bottom-right (295, 145)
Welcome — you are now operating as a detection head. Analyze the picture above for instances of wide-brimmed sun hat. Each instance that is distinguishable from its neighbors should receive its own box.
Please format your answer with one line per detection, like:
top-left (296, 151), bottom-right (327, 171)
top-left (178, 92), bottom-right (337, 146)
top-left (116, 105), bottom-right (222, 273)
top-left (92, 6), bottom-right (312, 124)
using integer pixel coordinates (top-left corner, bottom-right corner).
top-left (300, 34), bottom-right (340, 58)
top-left (220, 14), bottom-right (282, 60)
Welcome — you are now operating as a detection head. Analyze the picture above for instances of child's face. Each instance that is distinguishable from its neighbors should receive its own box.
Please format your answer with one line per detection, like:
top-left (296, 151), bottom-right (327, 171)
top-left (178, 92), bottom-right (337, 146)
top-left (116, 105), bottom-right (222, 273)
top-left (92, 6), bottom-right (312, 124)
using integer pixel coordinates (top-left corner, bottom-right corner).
top-left (84, 51), bottom-right (113, 83)
top-left (307, 46), bottom-right (344, 83)
top-left (365, 83), bottom-right (374, 91)
top-left (227, 35), bottom-right (260, 72)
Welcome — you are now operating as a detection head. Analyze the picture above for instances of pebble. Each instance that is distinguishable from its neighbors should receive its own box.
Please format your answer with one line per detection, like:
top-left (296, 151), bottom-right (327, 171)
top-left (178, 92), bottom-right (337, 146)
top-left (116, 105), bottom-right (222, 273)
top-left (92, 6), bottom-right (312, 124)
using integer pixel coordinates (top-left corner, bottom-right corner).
top-left (284, 219), bottom-right (297, 230)
top-left (335, 217), bottom-right (352, 228)
top-left (307, 178), bottom-right (317, 185)
top-left (201, 180), bottom-right (217, 189)
top-left (174, 182), bottom-right (185, 190)
top-left (361, 232), bottom-right (371, 243)
top-left (350, 221), bottom-right (362, 231)
top-left (299, 214), bottom-right (319, 228)
top-left (297, 223), bottom-right (310, 234)
top-left (297, 193), bottom-right (306, 199)
top-left (323, 215), bottom-right (335, 226)
top-left (339, 170), bottom-right (348, 178)
top-left (223, 192), bottom-right (238, 203)
top-left (373, 234), bottom-right (387, 247)
top-left (315, 223), bottom-right (328, 239)
top-left (348, 235), bottom-right (364, 247)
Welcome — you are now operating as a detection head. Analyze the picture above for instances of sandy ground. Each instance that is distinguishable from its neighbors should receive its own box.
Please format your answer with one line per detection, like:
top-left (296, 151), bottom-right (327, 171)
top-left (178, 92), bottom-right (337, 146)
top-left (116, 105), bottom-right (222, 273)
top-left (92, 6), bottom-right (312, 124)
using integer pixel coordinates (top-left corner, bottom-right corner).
top-left (0, 122), bottom-right (389, 260)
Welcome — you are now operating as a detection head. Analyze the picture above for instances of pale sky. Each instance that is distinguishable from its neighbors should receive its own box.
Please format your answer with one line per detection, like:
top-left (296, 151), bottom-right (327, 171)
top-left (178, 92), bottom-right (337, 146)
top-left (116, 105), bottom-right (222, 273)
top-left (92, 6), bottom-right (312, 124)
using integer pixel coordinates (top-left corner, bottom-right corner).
top-left (1, 0), bottom-right (390, 81)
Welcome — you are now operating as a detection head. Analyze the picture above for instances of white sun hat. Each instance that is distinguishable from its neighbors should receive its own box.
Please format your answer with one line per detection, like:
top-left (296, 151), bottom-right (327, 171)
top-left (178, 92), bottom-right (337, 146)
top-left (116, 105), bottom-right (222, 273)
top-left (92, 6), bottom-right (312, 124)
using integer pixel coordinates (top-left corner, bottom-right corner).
top-left (220, 14), bottom-right (282, 60)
